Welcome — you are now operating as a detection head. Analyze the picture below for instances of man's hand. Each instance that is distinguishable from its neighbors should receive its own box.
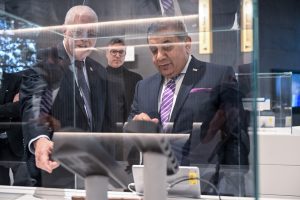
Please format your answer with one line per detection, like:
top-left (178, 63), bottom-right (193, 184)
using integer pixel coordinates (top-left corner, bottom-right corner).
top-left (133, 112), bottom-right (159, 123)
top-left (13, 93), bottom-right (19, 102)
top-left (34, 137), bottom-right (60, 173)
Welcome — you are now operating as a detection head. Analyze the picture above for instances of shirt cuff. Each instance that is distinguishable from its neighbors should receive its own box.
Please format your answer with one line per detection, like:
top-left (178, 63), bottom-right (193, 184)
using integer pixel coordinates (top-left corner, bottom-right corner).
top-left (28, 135), bottom-right (50, 154)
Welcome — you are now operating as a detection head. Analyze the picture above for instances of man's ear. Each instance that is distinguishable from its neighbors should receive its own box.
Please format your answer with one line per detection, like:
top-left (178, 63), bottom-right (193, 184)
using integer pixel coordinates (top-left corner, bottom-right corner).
top-left (185, 36), bottom-right (192, 53)
top-left (62, 29), bottom-right (67, 38)
top-left (105, 48), bottom-right (110, 58)
top-left (62, 27), bottom-right (68, 36)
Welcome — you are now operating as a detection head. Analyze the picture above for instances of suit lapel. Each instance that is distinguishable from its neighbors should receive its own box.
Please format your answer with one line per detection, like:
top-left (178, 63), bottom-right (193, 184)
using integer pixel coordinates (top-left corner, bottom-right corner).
top-left (151, 73), bottom-right (163, 117)
top-left (170, 57), bottom-right (206, 122)
top-left (57, 43), bottom-right (87, 120)
top-left (85, 59), bottom-right (99, 119)
top-left (56, 47), bottom-right (87, 122)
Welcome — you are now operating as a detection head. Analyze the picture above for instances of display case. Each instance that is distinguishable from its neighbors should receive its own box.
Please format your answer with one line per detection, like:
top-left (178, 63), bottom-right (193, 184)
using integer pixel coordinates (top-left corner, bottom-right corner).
top-left (238, 72), bottom-right (293, 133)
top-left (0, 0), bottom-right (259, 199)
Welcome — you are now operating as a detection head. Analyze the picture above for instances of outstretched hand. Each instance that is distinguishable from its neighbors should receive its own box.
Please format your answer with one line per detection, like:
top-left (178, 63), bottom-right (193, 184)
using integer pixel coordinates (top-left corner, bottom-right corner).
top-left (34, 137), bottom-right (60, 173)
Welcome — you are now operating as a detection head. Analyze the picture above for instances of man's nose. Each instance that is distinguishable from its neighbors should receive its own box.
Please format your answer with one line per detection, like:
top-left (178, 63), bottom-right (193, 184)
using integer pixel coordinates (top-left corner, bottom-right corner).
top-left (156, 49), bottom-right (166, 60)
top-left (115, 53), bottom-right (122, 57)
top-left (80, 37), bottom-right (93, 45)
top-left (75, 37), bottom-right (88, 43)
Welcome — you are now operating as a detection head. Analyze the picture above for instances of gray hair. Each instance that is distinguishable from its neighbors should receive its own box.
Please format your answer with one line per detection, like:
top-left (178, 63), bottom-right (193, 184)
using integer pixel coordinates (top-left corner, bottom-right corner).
top-left (64, 5), bottom-right (98, 25)
top-left (147, 20), bottom-right (188, 42)
top-left (107, 38), bottom-right (125, 46)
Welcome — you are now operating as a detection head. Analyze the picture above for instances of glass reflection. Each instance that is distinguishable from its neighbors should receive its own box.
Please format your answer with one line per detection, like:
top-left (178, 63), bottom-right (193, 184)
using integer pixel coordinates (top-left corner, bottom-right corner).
top-left (0, 0), bottom-right (255, 198)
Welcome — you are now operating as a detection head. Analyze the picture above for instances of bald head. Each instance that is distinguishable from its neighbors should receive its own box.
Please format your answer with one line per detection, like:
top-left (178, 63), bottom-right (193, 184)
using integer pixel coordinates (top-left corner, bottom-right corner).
top-left (64, 5), bottom-right (98, 25)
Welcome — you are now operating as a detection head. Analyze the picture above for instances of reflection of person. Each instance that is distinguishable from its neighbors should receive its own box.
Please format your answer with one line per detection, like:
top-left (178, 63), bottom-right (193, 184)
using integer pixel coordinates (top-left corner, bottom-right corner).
top-left (0, 71), bottom-right (24, 185)
top-left (20, 5), bottom-right (111, 185)
top-left (128, 20), bottom-right (249, 167)
top-left (106, 38), bottom-right (142, 128)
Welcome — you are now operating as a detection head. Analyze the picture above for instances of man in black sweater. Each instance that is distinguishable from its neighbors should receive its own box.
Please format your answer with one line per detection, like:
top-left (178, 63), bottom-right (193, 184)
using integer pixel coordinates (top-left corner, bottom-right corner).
top-left (106, 38), bottom-right (142, 162)
top-left (106, 38), bottom-right (142, 129)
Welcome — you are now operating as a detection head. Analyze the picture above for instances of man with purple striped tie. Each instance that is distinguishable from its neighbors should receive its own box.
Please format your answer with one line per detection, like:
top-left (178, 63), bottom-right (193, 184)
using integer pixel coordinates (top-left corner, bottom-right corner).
top-left (128, 19), bottom-right (249, 172)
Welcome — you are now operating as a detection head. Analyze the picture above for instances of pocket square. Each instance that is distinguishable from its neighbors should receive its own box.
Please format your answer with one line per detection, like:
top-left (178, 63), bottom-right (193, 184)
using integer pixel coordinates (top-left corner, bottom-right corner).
top-left (190, 87), bottom-right (212, 93)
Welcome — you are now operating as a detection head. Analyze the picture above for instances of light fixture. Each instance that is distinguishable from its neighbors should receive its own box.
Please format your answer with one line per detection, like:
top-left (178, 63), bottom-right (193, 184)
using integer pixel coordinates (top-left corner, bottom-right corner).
top-left (124, 46), bottom-right (135, 62)
top-left (241, 0), bottom-right (253, 52)
top-left (199, 0), bottom-right (213, 54)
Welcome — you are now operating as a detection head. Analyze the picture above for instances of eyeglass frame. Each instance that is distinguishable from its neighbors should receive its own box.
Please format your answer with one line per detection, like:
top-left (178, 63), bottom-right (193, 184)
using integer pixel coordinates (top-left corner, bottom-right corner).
top-left (69, 28), bottom-right (97, 39)
top-left (109, 49), bottom-right (126, 57)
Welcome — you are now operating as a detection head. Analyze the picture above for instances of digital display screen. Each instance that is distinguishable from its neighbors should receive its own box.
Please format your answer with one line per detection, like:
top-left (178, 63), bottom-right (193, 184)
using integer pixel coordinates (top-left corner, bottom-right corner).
top-left (292, 73), bottom-right (300, 107)
top-left (273, 70), bottom-right (300, 108)
top-left (0, 17), bottom-right (37, 73)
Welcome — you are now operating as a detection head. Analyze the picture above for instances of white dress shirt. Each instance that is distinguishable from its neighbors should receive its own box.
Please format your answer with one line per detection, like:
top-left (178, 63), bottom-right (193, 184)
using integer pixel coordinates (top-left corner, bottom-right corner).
top-left (158, 55), bottom-right (192, 116)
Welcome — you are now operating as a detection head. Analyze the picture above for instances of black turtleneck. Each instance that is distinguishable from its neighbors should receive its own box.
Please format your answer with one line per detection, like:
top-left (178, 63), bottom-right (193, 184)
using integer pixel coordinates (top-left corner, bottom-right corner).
top-left (107, 66), bottom-right (126, 125)
top-left (106, 65), bottom-right (143, 128)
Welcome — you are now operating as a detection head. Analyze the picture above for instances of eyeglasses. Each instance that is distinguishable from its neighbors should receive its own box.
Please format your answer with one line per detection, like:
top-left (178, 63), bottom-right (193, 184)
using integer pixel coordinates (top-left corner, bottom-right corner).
top-left (110, 49), bottom-right (126, 56)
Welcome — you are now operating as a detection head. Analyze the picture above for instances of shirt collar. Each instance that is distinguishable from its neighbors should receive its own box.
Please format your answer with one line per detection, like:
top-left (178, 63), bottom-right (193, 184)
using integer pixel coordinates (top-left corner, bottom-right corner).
top-left (164, 55), bottom-right (191, 82)
top-left (181, 55), bottom-right (192, 74)
top-left (61, 41), bottom-right (86, 64)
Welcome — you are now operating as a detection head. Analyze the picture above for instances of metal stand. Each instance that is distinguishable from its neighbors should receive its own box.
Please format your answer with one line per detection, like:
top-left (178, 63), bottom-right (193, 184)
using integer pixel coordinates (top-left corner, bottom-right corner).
top-left (85, 175), bottom-right (108, 200)
top-left (143, 152), bottom-right (167, 200)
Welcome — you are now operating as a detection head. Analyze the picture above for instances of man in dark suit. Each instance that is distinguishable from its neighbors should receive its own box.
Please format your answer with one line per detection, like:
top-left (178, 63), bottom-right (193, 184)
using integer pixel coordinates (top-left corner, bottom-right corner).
top-left (0, 71), bottom-right (24, 185)
top-left (20, 5), bottom-right (112, 186)
top-left (106, 38), bottom-right (142, 128)
top-left (128, 19), bottom-right (249, 167)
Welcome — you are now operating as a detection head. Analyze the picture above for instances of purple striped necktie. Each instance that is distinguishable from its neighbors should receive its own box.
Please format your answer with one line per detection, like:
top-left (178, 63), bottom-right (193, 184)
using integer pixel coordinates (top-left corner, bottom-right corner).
top-left (161, 0), bottom-right (175, 16)
top-left (160, 75), bottom-right (179, 127)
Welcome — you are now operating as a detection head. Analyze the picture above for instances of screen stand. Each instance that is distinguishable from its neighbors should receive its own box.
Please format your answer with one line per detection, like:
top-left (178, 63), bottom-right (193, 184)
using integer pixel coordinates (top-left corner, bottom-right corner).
top-left (143, 152), bottom-right (167, 200)
top-left (85, 175), bottom-right (108, 200)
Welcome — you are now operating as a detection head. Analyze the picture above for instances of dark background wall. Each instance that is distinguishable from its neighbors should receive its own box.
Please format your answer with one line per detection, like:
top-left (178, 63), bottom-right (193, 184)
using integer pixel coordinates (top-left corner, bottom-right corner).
top-left (1, 0), bottom-right (300, 123)
top-left (258, 0), bottom-right (300, 125)
top-left (2, 0), bottom-right (300, 73)
top-left (259, 0), bottom-right (300, 73)
top-left (1, 0), bottom-right (242, 77)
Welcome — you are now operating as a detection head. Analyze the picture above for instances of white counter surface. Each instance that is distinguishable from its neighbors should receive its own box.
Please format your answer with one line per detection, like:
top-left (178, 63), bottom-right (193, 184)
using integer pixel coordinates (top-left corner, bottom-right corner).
top-left (1, 185), bottom-right (299, 200)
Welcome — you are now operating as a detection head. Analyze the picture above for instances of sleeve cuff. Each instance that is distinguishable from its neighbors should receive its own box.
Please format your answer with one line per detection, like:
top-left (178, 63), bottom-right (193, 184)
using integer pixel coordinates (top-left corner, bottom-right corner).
top-left (28, 135), bottom-right (50, 154)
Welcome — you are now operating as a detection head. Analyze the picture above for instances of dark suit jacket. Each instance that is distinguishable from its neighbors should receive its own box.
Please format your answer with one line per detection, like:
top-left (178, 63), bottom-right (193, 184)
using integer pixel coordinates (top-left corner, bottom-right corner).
top-left (128, 56), bottom-right (249, 166)
top-left (21, 43), bottom-right (111, 144)
top-left (20, 43), bottom-right (112, 186)
top-left (0, 72), bottom-right (23, 158)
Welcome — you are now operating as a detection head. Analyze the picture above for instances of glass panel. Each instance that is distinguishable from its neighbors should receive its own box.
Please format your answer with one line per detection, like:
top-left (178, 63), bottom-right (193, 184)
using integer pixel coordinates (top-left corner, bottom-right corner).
top-left (258, 73), bottom-right (292, 130)
top-left (0, 0), bottom-right (258, 199)
top-left (0, 9), bottom-right (77, 188)
top-left (0, 10), bottom-right (38, 187)
top-left (0, 161), bottom-right (34, 186)
top-left (238, 72), bottom-right (293, 132)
